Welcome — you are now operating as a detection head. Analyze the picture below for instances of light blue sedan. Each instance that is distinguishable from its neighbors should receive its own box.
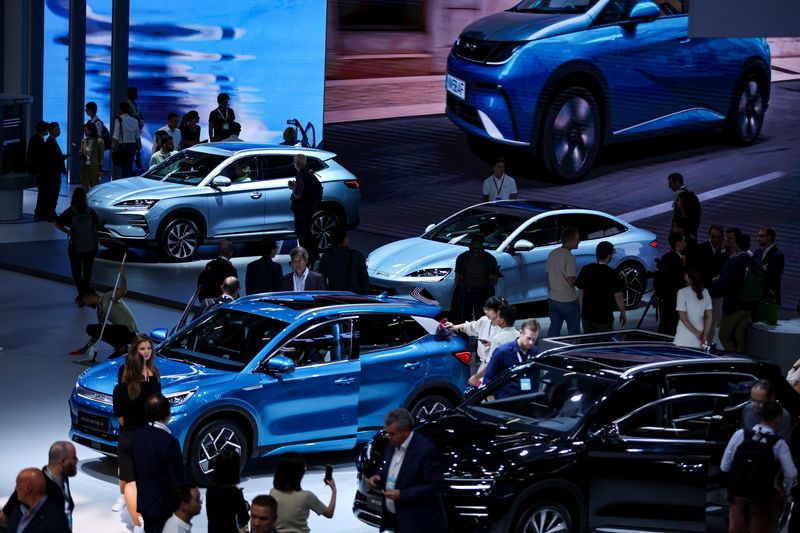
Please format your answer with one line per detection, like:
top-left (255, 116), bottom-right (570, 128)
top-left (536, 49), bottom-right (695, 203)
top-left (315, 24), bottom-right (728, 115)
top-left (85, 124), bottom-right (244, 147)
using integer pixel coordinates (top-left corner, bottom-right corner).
top-left (368, 201), bottom-right (658, 313)
top-left (88, 143), bottom-right (361, 261)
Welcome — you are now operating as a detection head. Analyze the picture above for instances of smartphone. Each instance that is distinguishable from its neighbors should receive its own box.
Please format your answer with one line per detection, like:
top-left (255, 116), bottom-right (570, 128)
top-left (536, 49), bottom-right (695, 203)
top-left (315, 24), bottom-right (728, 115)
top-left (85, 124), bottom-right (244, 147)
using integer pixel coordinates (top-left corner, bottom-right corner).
top-left (478, 338), bottom-right (490, 346)
top-left (324, 464), bottom-right (333, 482)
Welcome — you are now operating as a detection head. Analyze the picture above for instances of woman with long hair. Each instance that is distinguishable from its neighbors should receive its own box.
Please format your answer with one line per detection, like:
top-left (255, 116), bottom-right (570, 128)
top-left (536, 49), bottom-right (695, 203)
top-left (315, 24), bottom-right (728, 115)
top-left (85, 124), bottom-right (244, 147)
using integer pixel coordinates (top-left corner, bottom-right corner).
top-left (206, 449), bottom-right (250, 533)
top-left (674, 267), bottom-right (713, 348)
top-left (111, 334), bottom-right (161, 532)
top-left (79, 122), bottom-right (104, 189)
top-left (55, 187), bottom-right (99, 305)
top-left (270, 452), bottom-right (336, 533)
top-left (179, 110), bottom-right (201, 149)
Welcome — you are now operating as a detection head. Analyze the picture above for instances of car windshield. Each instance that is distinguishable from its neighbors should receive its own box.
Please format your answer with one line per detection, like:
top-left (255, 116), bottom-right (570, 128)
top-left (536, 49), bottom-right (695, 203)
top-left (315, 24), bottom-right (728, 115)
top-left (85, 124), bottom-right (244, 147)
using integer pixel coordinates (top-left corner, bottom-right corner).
top-left (142, 150), bottom-right (227, 185)
top-left (462, 363), bottom-right (615, 434)
top-left (422, 206), bottom-right (530, 250)
top-left (513, 0), bottom-right (599, 13)
top-left (158, 308), bottom-right (288, 371)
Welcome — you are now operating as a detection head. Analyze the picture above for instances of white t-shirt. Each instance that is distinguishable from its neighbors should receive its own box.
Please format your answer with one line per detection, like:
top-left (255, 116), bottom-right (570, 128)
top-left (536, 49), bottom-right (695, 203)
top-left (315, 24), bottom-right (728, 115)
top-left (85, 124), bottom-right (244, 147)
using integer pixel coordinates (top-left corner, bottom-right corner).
top-left (462, 316), bottom-right (495, 363)
top-left (674, 286), bottom-right (712, 348)
top-left (157, 125), bottom-right (183, 151)
top-left (112, 114), bottom-right (141, 144)
top-left (162, 515), bottom-right (191, 533)
top-left (482, 174), bottom-right (517, 201)
top-left (546, 247), bottom-right (578, 302)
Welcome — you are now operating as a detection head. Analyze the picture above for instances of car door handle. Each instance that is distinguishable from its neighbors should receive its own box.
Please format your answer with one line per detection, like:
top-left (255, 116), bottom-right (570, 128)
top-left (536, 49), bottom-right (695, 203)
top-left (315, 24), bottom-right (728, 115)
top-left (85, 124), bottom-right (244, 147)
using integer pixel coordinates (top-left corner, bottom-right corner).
top-left (334, 377), bottom-right (355, 386)
top-left (404, 362), bottom-right (422, 370)
top-left (250, 192), bottom-right (263, 199)
top-left (678, 36), bottom-right (691, 44)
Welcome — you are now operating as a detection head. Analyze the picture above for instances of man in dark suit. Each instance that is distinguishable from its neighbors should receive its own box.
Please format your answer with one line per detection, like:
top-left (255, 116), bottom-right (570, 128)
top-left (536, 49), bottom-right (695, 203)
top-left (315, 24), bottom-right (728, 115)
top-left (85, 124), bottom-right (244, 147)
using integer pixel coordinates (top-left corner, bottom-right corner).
top-left (281, 246), bottom-right (326, 291)
top-left (197, 240), bottom-right (238, 303)
top-left (318, 230), bottom-right (369, 294)
top-left (39, 122), bottom-right (68, 222)
top-left (288, 154), bottom-right (323, 264)
top-left (368, 409), bottom-right (447, 533)
top-left (653, 232), bottom-right (686, 335)
top-left (691, 225), bottom-right (728, 343)
top-left (754, 226), bottom-right (784, 305)
top-left (4, 468), bottom-right (70, 533)
top-left (28, 121), bottom-right (50, 220)
top-left (132, 394), bottom-right (186, 533)
top-left (246, 238), bottom-right (284, 295)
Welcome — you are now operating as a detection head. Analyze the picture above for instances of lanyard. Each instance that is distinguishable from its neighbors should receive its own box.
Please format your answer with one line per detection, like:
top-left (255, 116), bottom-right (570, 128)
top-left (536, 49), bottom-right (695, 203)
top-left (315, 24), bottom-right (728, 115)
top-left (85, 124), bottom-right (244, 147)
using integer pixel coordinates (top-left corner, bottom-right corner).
top-left (494, 175), bottom-right (506, 197)
top-left (516, 349), bottom-right (526, 364)
top-left (218, 108), bottom-right (229, 121)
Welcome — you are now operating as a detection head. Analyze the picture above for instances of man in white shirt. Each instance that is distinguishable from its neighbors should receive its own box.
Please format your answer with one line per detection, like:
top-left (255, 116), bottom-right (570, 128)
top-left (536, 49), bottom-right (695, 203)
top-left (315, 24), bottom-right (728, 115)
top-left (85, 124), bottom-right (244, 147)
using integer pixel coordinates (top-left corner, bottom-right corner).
top-left (162, 484), bottom-right (202, 533)
top-left (157, 112), bottom-right (182, 152)
top-left (149, 132), bottom-right (177, 169)
top-left (546, 227), bottom-right (581, 337)
top-left (367, 409), bottom-right (447, 533)
top-left (112, 101), bottom-right (142, 178)
top-left (482, 157), bottom-right (518, 202)
top-left (281, 246), bottom-right (326, 291)
top-left (84, 102), bottom-right (105, 136)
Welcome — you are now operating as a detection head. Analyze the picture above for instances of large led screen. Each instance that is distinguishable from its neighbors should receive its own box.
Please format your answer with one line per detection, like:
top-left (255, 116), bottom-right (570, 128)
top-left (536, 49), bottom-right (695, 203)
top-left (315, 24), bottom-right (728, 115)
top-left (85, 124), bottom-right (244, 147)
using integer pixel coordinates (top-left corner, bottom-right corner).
top-left (43, 0), bottom-right (327, 154)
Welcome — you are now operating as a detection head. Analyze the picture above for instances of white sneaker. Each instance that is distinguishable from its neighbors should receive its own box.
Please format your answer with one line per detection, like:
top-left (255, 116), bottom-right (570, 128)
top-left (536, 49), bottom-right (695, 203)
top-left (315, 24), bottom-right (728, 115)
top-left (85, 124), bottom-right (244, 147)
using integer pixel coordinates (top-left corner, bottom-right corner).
top-left (132, 526), bottom-right (143, 533)
top-left (111, 494), bottom-right (126, 512)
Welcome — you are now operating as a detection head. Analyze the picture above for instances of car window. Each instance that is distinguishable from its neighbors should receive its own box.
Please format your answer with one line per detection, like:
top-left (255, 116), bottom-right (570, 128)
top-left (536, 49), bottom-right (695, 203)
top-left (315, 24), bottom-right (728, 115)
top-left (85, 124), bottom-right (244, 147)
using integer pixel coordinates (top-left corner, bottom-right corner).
top-left (263, 155), bottom-right (296, 180)
top-left (666, 372), bottom-right (756, 407)
top-left (280, 320), bottom-right (354, 366)
top-left (595, 0), bottom-right (632, 24)
top-left (159, 309), bottom-right (287, 371)
top-left (516, 215), bottom-right (561, 247)
top-left (143, 151), bottom-right (227, 185)
top-left (557, 214), bottom-right (627, 241)
top-left (357, 315), bottom-right (428, 354)
top-left (596, 376), bottom-right (662, 425)
top-left (423, 206), bottom-right (530, 250)
top-left (617, 394), bottom-right (722, 441)
top-left (514, 0), bottom-right (601, 15)
top-left (653, 0), bottom-right (689, 16)
top-left (218, 156), bottom-right (262, 183)
top-left (307, 158), bottom-right (327, 172)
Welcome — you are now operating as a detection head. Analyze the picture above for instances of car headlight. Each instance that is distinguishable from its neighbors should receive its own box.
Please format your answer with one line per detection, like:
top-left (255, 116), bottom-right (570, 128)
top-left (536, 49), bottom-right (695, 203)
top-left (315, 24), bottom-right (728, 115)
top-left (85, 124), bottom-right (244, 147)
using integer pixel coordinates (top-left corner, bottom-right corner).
top-left (114, 199), bottom-right (159, 209)
top-left (164, 388), bottom-right (198, 406)
top-left (406, 268), bottom-right (452, 280)
top-left (76, 384), bottom-right (113, 406)
top-left (486, 42), bottom-right (525, 65)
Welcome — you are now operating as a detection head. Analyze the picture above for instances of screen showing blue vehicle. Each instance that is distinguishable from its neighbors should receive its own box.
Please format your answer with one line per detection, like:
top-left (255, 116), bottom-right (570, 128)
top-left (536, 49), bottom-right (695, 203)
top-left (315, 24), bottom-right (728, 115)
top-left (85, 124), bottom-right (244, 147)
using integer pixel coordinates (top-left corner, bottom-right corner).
top-left (43, 0), bottom-right (327, 154)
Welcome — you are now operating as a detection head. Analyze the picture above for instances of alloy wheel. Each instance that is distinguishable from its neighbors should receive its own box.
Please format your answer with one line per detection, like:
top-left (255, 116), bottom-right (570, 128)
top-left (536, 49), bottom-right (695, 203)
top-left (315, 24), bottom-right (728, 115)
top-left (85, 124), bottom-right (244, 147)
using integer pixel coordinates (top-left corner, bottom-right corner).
top-left (311, 211), bottom-right (339, 251)
top-left (551, 95), bottom-right (597, 177)
top-left (617, 264), bottom-right (646, 308)
top-left (165, 220), bottom-right (198, 260)
top-left (521, 505), bottom-right (570, 533)
top-left (736, 80), bottom-right (764, 143)
top-left (197, 426), bottom-right (243, 475)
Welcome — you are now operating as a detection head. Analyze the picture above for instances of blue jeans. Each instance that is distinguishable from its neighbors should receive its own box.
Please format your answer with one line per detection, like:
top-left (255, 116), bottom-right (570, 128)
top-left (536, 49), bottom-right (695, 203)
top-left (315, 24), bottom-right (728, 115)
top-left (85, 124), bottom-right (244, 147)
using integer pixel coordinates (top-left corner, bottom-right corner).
top-left (547, 299), bottom-right (581, 338)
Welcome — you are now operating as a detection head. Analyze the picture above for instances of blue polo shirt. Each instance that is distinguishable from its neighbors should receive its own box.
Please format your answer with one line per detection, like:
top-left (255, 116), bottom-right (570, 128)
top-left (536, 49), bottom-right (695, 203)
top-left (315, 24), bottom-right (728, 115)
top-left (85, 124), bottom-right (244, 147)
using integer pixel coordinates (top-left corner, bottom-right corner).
top-left (484, 339), bottom-right (538, 398)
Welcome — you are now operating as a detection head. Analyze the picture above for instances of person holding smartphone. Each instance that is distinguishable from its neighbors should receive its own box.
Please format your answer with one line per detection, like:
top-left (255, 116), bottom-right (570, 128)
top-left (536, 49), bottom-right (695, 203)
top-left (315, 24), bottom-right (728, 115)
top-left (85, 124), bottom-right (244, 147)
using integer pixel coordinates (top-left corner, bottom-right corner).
top-left (270, 453), bottom-right (336, 532)
top-left (468, 304), bottom-right (519, 387)
top-left (446, 296), bottom-right (504, 373)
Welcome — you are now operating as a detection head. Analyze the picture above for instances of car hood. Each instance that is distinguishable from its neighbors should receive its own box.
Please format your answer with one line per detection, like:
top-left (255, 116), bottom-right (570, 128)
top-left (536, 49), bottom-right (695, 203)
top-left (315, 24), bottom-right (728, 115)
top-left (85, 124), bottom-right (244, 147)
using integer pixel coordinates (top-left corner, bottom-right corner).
top-left (88, 177), bottom-right (194, 205)
top-left (368, 237), bottom-right (476, 277)
top-left (460, 10), bottom-right (585, 43)
top-left (78, 357), bottom-right (236, 395)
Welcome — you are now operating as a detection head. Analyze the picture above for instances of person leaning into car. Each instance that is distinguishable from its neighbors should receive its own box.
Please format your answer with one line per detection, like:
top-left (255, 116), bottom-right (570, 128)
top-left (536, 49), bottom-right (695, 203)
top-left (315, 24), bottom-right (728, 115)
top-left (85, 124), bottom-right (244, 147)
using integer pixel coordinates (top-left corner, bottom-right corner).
top-left (368, 408), bottom-right (447, 533)
top-left (483, 319), bottom-right (540, 399)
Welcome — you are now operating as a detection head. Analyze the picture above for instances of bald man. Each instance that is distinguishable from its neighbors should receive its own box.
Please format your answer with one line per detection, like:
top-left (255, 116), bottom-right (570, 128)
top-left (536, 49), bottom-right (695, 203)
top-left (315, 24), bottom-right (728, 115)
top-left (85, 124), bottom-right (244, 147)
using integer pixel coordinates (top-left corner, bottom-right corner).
top-left (4, 467), bottom-right (70, 532)
top-left (1, 442), bottom-right (78, 530)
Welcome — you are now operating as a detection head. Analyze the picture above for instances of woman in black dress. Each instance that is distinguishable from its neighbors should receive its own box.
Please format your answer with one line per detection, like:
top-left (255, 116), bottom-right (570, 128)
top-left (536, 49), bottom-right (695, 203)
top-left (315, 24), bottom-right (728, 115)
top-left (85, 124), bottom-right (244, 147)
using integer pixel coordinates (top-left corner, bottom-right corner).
top-left (206, 448), bottom-right (250, 533)
top-left (112, 334), bottom-right (161, 532)
top-left (55, 187), bottom-right (99, 305)
top-left (179, 110), bottom-right (201, 149)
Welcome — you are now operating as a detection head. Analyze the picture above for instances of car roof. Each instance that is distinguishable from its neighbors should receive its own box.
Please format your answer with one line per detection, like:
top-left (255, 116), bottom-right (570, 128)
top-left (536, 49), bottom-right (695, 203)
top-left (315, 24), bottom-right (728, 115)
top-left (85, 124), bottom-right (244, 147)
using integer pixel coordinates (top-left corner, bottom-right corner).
top-left (228, 291), bottom-right (443, 321)
top-left (189, 143), bottom-right (336, 160)
top-left (486, 199), bottom-right (577, 212)
top-left (534, 342), bottom-right (760, 379)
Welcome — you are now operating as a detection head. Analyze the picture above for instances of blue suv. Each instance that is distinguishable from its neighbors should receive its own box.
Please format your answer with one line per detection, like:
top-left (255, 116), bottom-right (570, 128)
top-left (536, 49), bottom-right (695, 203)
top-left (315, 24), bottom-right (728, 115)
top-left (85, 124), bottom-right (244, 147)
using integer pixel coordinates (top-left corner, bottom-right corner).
top-left (446, 0), bottom-right (770, 181)
top-left (69, 293), bottom-right (469, 483)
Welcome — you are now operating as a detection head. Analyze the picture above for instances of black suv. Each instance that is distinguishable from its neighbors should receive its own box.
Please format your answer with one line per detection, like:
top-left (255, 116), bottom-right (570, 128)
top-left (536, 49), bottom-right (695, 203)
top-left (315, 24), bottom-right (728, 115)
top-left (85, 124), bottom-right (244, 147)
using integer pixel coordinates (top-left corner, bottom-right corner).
top-left (354, 343), bottom-right (798, 532)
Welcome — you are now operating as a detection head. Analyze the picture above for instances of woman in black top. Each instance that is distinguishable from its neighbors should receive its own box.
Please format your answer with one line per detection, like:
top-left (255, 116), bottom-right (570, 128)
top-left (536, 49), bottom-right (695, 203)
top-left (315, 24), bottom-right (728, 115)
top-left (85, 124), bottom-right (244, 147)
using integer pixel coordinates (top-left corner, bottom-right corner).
top-left (112, 334), bottom-right (161, 530)
top-left (206, 448), bottom-right (250, 533)
top-left (55, 188), bottom-right (99, 305)
top-left (179, 110), bottom-right (201, 149)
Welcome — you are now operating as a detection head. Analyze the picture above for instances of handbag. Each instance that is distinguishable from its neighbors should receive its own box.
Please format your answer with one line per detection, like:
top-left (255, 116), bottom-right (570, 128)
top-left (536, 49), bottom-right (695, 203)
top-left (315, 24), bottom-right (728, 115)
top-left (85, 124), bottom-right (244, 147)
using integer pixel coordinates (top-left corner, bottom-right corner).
top-left (759, 291), bottom-right (779, 326)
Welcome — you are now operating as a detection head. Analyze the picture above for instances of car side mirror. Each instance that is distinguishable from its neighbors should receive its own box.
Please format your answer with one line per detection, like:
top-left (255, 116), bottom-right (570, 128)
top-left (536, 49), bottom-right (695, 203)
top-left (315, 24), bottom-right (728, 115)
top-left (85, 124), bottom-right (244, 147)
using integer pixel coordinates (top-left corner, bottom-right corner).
top-left (149, 328), bottom-right (169, 343)
top-left (627, 1), bottom-right (659, 24)
top-left (424, 223), bottom-right (436, 233)
top-left (266, 355), bottom-right (295, 374)
top-left (592, 423), bottom-right (619, 442)
top-left (211, 176), bottom-right (231, 188)
top-left (513, 239), bottom-right (534, 252)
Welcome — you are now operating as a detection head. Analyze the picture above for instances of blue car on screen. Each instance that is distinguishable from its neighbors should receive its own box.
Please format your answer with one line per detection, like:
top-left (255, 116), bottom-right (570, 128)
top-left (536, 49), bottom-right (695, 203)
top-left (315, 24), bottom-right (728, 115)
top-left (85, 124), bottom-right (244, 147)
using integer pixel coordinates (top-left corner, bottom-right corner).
top-left (446, 0), bottom-right (770, 181)
top-left (69, 293), bottom-right (469, 483)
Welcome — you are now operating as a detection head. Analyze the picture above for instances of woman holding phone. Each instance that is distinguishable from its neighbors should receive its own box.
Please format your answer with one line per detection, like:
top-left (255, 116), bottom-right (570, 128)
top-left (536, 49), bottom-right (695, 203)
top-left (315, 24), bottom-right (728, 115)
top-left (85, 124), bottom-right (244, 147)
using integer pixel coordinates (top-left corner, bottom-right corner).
top-left (270, 452), bottom-right (336, 532)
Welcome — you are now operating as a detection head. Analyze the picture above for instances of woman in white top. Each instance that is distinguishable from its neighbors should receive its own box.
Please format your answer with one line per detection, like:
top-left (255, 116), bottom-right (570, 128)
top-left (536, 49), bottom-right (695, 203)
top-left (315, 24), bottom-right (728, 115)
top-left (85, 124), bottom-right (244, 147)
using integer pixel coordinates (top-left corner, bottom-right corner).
top-left (446, 296), bottom-right (505, 384)
top-left (674, 268), bottom-right (712, 348)
top-left (270, 452), bottom-right (335, 533)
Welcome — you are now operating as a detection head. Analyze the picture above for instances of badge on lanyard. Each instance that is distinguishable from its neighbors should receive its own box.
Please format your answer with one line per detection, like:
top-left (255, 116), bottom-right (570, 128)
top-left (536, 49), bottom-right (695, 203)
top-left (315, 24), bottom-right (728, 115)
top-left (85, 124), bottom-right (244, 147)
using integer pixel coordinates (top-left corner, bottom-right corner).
top-left (520, 378), bottom-right (532, 391)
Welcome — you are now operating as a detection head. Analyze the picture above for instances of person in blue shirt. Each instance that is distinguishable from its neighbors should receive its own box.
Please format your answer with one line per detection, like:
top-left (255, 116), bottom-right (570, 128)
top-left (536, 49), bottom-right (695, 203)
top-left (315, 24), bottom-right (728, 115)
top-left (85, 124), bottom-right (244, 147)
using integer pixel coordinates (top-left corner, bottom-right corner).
top-left (483, 319), bottom-right (540, 399)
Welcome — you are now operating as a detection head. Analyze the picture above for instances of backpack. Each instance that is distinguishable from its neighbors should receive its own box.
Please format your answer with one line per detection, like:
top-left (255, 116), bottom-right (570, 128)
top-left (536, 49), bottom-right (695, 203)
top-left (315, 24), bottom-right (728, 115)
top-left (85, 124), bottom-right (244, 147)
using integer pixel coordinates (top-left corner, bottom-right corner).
top-left (727, 429), bottom-right (780, 503)
top-left (70, 208), bottom-right (98, 253)
top-left (738, 263), bottom-right (765, 303)
top-left (461, 250), bottom-right (494, 290)
top-left (100, 123), bottom-right (112, 151)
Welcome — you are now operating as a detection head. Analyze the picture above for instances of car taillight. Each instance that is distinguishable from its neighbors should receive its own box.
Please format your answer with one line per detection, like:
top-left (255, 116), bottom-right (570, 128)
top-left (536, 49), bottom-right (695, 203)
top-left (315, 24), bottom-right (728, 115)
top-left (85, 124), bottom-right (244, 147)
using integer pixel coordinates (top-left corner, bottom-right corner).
top-left (344, 180), bottom-right (360, 189)
top-left (453, 351), bottom-right (471, 365)
top-left (649, 240), bottom-right (658, 248)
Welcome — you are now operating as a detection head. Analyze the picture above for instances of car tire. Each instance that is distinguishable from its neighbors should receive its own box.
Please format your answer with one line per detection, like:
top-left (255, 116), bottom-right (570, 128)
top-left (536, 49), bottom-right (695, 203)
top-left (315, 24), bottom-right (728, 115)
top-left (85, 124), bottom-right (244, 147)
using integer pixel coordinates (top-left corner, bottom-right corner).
top-left (540, 86), bottom-right (601, 182)
top-left (410, 394), bottom-right (453, 422)
top-left (726, 72), bottom-right (766, 145)
top-left (514, 500), bottom-right (575, 533)
top-left (616, 261), bottom-right (647, 309)
top-left (188, 420), bottom-right (248, 486)
top-left (160, 217), bottom-right (201, 262)
top-left (311, 209), bottom-right (342, 252)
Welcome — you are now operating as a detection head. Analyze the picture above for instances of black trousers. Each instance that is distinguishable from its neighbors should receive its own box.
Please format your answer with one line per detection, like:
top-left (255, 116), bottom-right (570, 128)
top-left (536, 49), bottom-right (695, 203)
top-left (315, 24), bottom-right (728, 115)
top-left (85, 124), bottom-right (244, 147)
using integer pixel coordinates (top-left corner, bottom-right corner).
top-left (85, 324), bottom-right (135, 351)
top-left (293, 207), bottom-right (319, 264)
top-left (68, 246), bottom-right (97, 298)
top-left (658, 300), bottom-right (679, 336)
top-left (34, 173), bottom-right (61, 220)
top-left (454, 286), bottom-right (492, 323)
top-left (116, 143), bottom-right (137, 178)
top-left (141, 512), bottom-right (168, 533)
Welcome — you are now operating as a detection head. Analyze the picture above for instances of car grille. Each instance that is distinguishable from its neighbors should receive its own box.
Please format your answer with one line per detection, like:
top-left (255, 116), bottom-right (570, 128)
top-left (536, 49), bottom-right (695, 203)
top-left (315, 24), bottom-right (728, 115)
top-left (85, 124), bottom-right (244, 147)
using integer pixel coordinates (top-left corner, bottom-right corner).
top-left (454, 36), bottom-right (496, 63)
top-left (447, 94), bottom-right (482, 128)
top-left (129, 215), bottom-right (149, 233)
